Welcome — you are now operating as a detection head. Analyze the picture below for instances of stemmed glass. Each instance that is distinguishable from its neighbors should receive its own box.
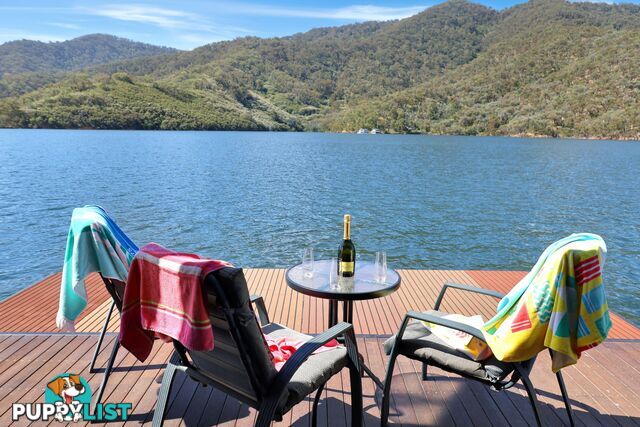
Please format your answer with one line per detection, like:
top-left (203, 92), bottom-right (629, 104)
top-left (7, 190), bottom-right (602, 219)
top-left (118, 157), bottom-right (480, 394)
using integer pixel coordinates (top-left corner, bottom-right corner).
top-left (302, 247), bottom-right (314, 278)
top-left (329, 258), bottom-right (339, 290)
top-left (375, 251), bottom-right (387, 283)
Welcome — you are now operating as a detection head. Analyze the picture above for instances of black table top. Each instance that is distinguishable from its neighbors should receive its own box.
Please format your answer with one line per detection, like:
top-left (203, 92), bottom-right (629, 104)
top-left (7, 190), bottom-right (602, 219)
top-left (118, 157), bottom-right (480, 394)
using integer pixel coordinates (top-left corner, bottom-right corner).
top-left (285, 259), bottom-right (401, 301)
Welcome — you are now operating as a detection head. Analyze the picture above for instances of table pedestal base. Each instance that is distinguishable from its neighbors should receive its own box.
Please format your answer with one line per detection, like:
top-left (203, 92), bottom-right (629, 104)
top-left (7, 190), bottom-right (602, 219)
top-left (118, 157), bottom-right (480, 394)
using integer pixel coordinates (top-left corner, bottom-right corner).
top-left (327, 299), bottom-right (383, 389)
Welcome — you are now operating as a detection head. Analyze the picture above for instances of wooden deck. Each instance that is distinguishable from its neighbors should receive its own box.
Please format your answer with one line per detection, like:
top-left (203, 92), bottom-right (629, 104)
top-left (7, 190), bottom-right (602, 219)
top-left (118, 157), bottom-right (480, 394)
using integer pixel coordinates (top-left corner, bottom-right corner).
top-left (0, 269), bottom-right (639, 426)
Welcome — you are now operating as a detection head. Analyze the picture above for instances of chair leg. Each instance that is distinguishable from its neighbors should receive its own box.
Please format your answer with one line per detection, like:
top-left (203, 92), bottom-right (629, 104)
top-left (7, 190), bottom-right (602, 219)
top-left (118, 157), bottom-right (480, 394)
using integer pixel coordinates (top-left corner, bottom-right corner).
top-left (90, 300), bottom-right (116, 373)
top-left (516, 366), bottom-right (542, 427)
top-left (311, 382), bottom-right (326, 427)
top-left (90, 338), bottom-right (120, 415)
top-left (152, 352), bottom-right (180, 427)
top-left (380, 353), bottom-right (398, 427)
top-left (255, 406), bottom-right (277, 427)
top-left (349, 363), bottom-right (363, 426)
top-left (556, 370), bottom-right (576, 427)
top-left (421, 363), bottom-right (428, 381)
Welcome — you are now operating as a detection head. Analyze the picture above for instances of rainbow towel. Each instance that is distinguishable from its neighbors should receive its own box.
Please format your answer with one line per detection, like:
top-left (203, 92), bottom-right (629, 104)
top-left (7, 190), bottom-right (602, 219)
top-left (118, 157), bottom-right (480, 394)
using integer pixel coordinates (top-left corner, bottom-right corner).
top-left (483, 233), bottom-right (611, 372)
top-left (57, 206), bottom-right (138, 331)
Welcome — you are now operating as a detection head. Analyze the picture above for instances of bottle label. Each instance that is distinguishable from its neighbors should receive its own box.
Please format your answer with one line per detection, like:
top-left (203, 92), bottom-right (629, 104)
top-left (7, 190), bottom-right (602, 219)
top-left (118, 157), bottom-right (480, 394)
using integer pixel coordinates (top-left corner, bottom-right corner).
top-left (340, 261), bottom-right (354, 274)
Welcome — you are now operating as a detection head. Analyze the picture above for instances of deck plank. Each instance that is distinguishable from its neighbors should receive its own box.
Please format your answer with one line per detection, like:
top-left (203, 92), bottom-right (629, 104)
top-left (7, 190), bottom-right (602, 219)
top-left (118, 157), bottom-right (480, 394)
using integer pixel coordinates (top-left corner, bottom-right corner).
top-left (0, 269), bottom-right (639, 426)
top-left (4, 269), bottom-right (637, 339)
top-left (0, 272), bottom-right (108, 334)
top-left (0, 335), bottom-right (637, 426)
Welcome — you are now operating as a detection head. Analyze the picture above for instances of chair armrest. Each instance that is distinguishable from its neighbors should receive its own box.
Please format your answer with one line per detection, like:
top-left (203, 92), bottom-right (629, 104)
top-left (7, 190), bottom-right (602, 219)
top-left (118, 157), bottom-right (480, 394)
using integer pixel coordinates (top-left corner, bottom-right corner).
top-left (434, 282), bottom-right (505, 310)
top-left (405, 310), bottom-right (487, 343)
top-left (263, 322), bottom-right (359, 407)
top-left (250, 294), bottom-right (271, 326)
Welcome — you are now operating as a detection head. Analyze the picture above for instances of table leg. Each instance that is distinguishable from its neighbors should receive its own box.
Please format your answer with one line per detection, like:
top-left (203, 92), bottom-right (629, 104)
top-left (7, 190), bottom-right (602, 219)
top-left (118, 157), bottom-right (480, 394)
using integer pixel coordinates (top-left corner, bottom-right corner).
top-left (328, 299), bottom-right (339, 328)
top-left (342, 300), bottom-right (348, 323)
top-left (325, 299), bottom-right (384, 388)
top-left (359, 356), bottom-right (384, 388)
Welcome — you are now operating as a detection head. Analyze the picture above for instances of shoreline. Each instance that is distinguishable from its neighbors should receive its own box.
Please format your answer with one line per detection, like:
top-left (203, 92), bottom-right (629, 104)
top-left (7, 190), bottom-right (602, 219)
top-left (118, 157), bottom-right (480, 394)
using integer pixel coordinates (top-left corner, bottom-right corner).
top-left (1, 127), bottom-right (638, 142)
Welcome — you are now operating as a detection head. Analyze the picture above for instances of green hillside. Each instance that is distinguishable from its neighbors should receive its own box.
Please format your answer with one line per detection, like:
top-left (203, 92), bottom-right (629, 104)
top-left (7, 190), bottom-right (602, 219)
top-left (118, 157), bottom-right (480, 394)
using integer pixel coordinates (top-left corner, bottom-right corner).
top-left (323, 0), bottom-right (640, 139)
top-left (1, 0), bottom-right (639, 139)
top-left (0, 34), bottom-right (176, 77)
top-left (0, 34), bottom-right (177, 99)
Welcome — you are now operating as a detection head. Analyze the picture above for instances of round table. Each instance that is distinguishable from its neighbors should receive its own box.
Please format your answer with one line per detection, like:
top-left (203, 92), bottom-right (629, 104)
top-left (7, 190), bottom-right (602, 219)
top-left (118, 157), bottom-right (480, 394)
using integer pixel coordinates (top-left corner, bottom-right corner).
top-left (285, 259), bottom-right (401, 329)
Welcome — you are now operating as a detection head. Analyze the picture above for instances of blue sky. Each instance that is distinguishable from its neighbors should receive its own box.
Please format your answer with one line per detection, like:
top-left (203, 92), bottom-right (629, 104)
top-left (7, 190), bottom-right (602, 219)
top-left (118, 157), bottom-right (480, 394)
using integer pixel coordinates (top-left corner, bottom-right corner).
top-left (0, 0), bottom-right (630, 50)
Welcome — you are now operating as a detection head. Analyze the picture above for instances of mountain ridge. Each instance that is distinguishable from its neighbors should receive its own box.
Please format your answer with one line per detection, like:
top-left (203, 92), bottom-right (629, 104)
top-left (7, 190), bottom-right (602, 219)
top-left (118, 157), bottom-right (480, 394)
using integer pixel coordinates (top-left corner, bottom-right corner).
top-left (1, 0), bottom-right (639, 139)
top-left (0, 34), bottom-right (177, 77)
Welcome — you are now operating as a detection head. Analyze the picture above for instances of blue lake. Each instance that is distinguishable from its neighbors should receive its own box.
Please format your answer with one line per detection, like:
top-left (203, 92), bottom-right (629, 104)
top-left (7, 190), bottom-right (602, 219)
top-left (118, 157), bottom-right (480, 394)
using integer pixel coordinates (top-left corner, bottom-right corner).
top-left (0, 130), bottom-right (638, 324)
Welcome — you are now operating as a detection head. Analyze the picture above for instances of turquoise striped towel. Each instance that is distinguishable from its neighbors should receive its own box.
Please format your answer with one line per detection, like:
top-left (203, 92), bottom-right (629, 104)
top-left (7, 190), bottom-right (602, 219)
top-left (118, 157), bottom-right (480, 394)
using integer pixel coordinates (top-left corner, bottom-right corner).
top-left (56, 205), bottom-right (138, 331)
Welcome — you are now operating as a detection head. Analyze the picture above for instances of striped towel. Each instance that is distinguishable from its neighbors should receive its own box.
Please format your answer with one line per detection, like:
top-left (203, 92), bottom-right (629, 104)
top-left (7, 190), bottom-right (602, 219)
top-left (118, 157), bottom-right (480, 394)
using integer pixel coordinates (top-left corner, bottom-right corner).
top-left (57, 205), bottom-right (138, 331)
top-left (483, 233), bottom-right (611, 372)
top-left (119, 243), bottom-right (232, 362)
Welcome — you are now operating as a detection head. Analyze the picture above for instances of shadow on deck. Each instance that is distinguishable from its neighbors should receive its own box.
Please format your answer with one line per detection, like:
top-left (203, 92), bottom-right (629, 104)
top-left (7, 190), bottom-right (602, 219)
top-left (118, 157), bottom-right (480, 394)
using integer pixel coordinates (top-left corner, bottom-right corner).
top-left (0, 269), bottom-right (638, 426)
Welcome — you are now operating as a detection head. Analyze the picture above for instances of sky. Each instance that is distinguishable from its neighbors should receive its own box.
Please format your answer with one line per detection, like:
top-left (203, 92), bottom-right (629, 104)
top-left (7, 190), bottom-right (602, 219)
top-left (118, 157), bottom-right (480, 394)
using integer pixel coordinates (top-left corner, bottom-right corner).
top-left (0, 0), bottom-right (633, 50)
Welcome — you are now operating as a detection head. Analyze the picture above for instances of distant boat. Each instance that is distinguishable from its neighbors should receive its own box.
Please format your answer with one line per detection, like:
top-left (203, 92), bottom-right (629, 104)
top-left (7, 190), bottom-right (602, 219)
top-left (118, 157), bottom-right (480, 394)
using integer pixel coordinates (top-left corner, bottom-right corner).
top-left (370, 128), bottom-right (382, 134)
top-left (357, 128), bottom-right (368, 134)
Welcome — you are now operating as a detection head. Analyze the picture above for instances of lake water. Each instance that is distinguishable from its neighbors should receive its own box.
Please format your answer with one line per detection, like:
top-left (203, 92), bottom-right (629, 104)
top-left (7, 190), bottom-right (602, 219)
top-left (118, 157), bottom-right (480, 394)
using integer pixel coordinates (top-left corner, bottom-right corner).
top-left (1, 130), bottom-right (638, 324)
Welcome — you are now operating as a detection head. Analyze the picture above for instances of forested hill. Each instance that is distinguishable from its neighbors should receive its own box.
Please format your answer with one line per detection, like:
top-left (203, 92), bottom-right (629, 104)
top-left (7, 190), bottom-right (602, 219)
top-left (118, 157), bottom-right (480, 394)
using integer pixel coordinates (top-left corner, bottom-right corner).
top-left (0, 34), bottom-right (177, 76)
top-left (0, 34), bottom-right (177, 99)
top-left (1, 0), bottom-right (639, 139)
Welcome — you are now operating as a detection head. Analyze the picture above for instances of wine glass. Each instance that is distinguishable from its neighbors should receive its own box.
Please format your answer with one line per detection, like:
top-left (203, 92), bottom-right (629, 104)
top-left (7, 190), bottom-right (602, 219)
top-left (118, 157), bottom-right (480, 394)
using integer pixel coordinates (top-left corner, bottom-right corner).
top-left (375, 251), bottom-right (387, 283)
top-left (329, 258), bottom-right (339, 290)
top-left (302, 247), bottom-right (314, 278)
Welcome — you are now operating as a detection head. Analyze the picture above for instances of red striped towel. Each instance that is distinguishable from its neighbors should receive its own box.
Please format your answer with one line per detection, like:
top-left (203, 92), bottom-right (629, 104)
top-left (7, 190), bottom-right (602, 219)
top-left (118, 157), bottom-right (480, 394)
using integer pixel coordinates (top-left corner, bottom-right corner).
top-left (119, 243), bottom-right (231, 362)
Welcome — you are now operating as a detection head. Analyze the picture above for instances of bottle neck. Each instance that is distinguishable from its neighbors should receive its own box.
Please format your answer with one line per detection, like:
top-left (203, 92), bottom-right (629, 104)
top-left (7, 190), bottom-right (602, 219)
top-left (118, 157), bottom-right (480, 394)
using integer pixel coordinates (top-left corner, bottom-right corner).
top-left (343, 220), bottom-right (351, 240)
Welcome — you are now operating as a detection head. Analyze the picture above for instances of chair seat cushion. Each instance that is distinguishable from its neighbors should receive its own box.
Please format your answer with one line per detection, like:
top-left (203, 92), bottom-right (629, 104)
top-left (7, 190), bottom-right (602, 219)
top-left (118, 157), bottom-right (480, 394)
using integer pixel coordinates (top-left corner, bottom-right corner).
top-left (383, 311), bottom-right (513, 383)
top-left (263, 323), bottom-right (349, 414)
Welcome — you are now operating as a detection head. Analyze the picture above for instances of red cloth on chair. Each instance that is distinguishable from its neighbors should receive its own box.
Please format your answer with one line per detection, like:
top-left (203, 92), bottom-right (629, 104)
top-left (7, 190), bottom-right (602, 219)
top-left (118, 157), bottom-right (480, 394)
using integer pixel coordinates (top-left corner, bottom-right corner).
top-left (119, 243), bottom-right (231, 362)
top-left (266, 336), bottom-right (341, 371)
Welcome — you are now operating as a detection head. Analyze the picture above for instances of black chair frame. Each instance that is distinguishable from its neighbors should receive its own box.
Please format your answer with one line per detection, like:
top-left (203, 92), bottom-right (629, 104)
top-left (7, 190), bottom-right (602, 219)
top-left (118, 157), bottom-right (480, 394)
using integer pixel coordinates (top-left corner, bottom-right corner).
top-left (381, 282), bottom-right (576, 427)
top-left (152, 293), bottom-right (363, 427)
top-left (89, 275), bottom-right (125, 413)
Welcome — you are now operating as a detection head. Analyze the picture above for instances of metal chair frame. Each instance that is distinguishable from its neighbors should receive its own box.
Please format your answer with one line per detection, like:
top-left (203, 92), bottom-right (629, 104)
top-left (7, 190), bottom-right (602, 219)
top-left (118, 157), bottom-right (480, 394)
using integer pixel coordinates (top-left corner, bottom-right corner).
top-left (381, 282), bottom-right (576, 427)
top-left (89, 275), bottom-right (125, 413)
top-left (152, 290), bottom-right (363, 427)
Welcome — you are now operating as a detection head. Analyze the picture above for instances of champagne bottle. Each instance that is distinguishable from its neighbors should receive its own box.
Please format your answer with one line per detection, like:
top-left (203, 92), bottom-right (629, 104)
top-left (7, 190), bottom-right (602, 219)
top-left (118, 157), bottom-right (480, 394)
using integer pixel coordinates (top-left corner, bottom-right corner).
top-left (338, 214), bottom-right (356, 277)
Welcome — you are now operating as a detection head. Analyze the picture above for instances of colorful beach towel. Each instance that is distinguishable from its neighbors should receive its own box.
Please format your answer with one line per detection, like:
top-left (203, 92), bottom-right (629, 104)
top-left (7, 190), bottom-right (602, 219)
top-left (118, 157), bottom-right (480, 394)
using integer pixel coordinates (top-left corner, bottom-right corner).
top-left (57, 205), bottom-right (138, 331)
top-left (482, 233), bottom-right (611, 372)
top-left (119, 243), bottom-right (232, 362)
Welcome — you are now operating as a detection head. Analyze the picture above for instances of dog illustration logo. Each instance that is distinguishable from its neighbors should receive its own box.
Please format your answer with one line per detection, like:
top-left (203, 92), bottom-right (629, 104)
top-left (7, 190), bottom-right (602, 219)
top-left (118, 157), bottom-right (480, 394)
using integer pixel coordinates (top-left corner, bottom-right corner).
top-left (44, 373), bottom-right (92, 422)
top-left (12, 372), bottom-right (130, 422)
